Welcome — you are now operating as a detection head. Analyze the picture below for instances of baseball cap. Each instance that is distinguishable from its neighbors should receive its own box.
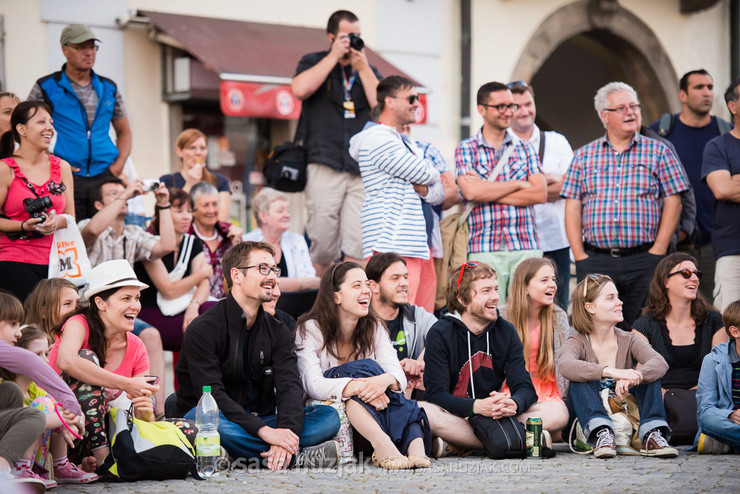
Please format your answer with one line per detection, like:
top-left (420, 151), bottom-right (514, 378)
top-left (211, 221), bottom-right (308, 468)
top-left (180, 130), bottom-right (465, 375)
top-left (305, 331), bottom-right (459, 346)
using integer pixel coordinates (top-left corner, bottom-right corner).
top-left (60, 24), bottom-right (100, 46)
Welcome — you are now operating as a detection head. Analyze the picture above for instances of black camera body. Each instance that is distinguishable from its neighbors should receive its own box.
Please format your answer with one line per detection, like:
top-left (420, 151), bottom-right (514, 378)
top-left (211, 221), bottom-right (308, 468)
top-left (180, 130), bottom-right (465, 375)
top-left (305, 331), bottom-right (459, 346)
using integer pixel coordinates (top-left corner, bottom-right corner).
top-left (348, 33), bottom-right (364, 51)
top-left (24, 196), bottom-right (53, 222)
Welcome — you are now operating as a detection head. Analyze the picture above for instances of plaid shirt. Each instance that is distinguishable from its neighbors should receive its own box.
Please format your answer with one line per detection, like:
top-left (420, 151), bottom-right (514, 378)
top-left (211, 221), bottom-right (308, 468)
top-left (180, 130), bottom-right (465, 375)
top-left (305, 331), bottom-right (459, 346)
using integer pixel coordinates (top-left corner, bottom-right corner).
top-left (560, 133), bottom-right (689, 249)
top-left (77, 218), bottom-right (157, 268)
top-left (455, 130), bottom-right (542, 253)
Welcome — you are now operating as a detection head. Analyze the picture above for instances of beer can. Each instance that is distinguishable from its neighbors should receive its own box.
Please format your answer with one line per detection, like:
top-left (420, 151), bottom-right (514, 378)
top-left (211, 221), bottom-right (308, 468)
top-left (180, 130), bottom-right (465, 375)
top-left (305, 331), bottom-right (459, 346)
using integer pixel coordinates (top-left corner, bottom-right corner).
top-left (526, 417), bottom-right (542, 458)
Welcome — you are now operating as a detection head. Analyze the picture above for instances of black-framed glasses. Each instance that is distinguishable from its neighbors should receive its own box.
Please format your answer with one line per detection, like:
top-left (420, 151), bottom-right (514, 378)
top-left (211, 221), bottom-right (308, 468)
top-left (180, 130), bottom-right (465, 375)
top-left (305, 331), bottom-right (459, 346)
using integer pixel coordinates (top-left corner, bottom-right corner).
top-left (458, 261), bottom-right (479, 289)
top-left (603, 104), bottom-right (641, 115)
top-left (237, 264), bottom-right (281, 276)
top-left (481, 103), bottom-right (519, 113)
top-left (668, 269), bottom-right (702, 280)
top-left (391, 94), bottom-right (419, 105)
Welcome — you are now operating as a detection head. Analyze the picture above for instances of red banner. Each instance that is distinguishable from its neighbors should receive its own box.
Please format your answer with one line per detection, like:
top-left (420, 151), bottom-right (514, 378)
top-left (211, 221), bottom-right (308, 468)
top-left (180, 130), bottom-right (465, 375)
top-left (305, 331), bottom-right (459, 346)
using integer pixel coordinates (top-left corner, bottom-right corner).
top-left (220, 81), bottom-right (301, 120)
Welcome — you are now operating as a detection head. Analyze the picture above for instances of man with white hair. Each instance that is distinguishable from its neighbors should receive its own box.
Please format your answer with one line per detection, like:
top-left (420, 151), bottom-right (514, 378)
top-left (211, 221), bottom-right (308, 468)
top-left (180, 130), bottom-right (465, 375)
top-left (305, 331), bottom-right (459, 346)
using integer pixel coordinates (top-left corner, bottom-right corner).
top-left (561, 82), bottom-right (689, 329)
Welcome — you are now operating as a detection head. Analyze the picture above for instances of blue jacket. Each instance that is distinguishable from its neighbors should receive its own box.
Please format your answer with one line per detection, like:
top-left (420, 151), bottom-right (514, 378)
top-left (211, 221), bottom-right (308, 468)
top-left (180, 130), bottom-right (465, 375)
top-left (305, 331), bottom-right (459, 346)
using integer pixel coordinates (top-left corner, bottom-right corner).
top-left (36, 65), bottom-right (119, 177)
top-left (695, 340), bottom-right (739, 444)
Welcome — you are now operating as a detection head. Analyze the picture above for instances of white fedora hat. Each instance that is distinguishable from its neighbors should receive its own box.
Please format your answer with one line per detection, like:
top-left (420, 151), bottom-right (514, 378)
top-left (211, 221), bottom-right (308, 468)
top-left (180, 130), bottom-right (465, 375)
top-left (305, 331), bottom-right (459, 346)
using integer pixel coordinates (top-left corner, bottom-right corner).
top-left (83, 259), bottom-right (148, 302)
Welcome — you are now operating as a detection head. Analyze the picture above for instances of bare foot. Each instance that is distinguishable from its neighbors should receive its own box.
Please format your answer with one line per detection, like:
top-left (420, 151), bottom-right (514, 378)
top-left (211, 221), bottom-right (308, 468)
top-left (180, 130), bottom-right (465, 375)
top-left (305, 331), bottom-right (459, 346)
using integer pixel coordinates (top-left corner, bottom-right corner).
top-left (81, 456), bottom-right (97, 473)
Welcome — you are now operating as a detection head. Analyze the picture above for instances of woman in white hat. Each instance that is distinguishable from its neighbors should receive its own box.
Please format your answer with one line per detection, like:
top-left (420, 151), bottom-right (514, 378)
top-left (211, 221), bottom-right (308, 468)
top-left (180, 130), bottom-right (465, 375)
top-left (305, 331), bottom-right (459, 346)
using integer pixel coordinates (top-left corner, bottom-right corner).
top-left (47, 259), bottom-right (159, 470)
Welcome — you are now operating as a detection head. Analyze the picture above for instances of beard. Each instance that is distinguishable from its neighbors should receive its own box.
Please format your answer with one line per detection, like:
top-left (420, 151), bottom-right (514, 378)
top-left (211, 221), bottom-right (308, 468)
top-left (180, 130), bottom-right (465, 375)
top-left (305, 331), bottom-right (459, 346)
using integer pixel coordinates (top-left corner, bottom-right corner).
top-left (379, 286), bottom-right (407, 309)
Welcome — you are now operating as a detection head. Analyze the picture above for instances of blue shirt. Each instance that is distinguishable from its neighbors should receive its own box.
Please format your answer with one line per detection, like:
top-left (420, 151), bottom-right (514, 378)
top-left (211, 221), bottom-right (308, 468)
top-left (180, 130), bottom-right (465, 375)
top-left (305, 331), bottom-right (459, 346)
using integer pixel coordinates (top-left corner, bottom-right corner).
top-left (702, 132), bottom-right (740, 259)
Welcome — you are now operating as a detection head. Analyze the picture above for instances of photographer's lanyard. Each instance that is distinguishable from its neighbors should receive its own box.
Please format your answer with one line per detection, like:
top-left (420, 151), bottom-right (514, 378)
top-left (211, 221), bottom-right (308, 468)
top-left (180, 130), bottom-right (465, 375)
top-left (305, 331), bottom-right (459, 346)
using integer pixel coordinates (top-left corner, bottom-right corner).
top-left (342, 68), bottom-right (357, 119)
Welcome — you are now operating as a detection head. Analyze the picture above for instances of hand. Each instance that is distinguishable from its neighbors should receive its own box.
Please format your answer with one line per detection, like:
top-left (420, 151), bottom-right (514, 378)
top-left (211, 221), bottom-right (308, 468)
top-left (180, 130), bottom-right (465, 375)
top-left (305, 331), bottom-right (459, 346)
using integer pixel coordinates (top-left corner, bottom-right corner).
top-left (356, 374), bottom-right (393, 403)
top-left (730, 410), bottom-right (740, 425)
top-left (341, 379), bottom-right (365, 398)
top-left (153, 182), bottom-right (170, 206)
top-left (648, 245), bottom-right (667, 256)
top-left (400, 358), bottom-right (424, 389)
top-left (614, 379), bottom-right (632, 400)
top-left (122, 375), bottom-right (159, 399)
top-left (257, 426), bottom-right (299, 454)
top-left (35, 211), bottom-right (59, 236)
top-left (605, 367), bottom-right (643, 387)
top-left (60, 408), bottom-right (84, 437)
top-left (59, 427), bottom-right (79, 448)
top-left (573, 251), bottom-right (589, 261)
top-left (182, 302), bottom-right (200, 331)
top-left (349, 48), bottom-right (370, 72)
top-left (458, 171), bottom-right (482, 186)
top-left (70, 165), bottom-right (81, 173)
top-left (129, 393), bottom-right (155, 422)
top-left (227, 223), bottom-right (242, 243)
top-left (329, 33), bottom-right (351, 62)
top-left (123, 178), bottom-right (145, 200)
top-left (412, 183), bottom-right (429, 196)
top-left (260, 445), bottom-right (293, 471)
top-left (184, 163), bottom-right (205, 183)
top-left (488, 392), bottom-right (517, 418)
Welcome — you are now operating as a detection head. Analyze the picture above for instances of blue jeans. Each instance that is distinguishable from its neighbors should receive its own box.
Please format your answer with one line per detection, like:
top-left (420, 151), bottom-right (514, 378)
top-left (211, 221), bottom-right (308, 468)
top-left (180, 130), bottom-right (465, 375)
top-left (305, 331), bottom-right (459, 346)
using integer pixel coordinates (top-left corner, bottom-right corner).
top-left (543, 247), bottom-right (570, 310)
top-left (132, 317), bottom-right (152, 337)
top-left (185, 405), bottom-right (340, 461)
top-left (699, 412), bottom-right (740, 452)
top-left (566, 380), bottom-right (670, 445)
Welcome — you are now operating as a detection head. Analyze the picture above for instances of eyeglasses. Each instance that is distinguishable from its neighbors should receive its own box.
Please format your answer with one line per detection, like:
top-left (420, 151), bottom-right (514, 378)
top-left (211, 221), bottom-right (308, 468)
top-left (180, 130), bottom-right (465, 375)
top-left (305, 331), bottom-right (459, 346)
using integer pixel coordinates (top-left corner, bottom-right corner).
top-left (603, 104), bottom-right (641, 115)
top-left (458, 261), bottom-right (479, 289)
top-left (237, 264), bottom-right (281, 276)
top-left (582, 274), bottom-right (600, 298)
top-left (67, 43), bottom-right (99, 52)
top-left (668, 268), bottom-right (703, 280)
top-left (480, 103), bottom-right (519, 114)
top-left (391, 94), bottom-right (419, 105)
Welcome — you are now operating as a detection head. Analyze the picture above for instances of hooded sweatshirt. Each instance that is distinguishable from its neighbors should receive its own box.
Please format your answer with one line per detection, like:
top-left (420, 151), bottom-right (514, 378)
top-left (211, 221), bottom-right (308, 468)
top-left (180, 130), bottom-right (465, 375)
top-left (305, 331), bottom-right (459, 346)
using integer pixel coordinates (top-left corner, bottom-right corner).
top-left (423, 312), bottom-right (537, 418)
top-left (348, 121), bottom-right (440, 259)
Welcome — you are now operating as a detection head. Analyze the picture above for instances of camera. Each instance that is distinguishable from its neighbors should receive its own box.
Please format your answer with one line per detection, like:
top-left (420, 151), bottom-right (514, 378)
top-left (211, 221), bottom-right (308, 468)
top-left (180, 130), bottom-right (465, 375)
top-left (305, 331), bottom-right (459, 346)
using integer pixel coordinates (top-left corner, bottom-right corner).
top-left (141, 179), bottom-right (160, 192)
top-left (23, 196), bottom-right (52, 221)
top-left (348, 33), bottom-right (364, 51)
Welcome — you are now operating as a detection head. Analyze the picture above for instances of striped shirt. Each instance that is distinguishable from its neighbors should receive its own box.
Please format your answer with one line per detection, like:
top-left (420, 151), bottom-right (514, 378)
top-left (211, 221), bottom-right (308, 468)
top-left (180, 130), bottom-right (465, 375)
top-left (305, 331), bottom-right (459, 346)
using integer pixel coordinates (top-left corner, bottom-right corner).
top-left (455, 130), bottom-right (542, 253)
top-left (349, 123), bottom-right (440, 259)
top-left (732, 359), bottom-right (740, 410)
top-left (560, 133), bottom-right (689, 249)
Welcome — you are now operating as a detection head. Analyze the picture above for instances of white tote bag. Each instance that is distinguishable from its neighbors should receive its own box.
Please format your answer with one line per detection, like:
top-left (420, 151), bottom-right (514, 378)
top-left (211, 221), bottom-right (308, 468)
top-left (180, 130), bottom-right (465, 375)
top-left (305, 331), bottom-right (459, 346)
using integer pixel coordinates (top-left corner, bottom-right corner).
top-left (48, 214), bottom-right (92, 287)
top-left (156, 234), bottom-right (197, 316)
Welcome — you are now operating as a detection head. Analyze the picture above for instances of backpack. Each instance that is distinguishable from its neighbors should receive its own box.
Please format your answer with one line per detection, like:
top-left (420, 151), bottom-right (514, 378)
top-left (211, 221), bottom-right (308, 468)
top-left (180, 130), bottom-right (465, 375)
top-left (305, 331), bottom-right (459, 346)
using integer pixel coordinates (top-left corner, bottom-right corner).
top-left (263, 114), bottom-right (307, 192)
top-left (657, 113), bottom-right (732, 137)
top-left (100, 407), bottom-right (196, 481)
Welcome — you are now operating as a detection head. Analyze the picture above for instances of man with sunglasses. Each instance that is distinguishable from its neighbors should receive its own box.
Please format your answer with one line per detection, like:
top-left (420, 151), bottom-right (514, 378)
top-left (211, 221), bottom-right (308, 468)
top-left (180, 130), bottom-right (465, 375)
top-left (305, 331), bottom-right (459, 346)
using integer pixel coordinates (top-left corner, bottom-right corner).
top-left (562, 82), bottom-right (689, 329)
top-left (176, 241), bottom-right (342, 470)
top-left (28, 23), bottom-right (132, 220)
top-left (455, 82), bottom-right (547, 303)
top-left (349, 75), bottom-right (441, 312)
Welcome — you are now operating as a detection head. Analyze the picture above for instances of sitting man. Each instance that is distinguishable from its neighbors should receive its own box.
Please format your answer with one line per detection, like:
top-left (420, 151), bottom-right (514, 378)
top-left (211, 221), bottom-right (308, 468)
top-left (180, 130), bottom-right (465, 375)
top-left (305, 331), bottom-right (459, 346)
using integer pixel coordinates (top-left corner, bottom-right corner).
top-left (422, 261), bottom-right (539, 455)
top-left (175, 241), bottom-right (341, 470)
top-left (696, 300), bottom-right (740, 454)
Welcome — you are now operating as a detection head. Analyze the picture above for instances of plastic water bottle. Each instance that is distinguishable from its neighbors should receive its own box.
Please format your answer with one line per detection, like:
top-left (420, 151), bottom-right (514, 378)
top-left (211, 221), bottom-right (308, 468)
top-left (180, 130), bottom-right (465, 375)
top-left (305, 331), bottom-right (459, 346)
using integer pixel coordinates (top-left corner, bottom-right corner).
top-left (195, 385), bottom-right (220, 478)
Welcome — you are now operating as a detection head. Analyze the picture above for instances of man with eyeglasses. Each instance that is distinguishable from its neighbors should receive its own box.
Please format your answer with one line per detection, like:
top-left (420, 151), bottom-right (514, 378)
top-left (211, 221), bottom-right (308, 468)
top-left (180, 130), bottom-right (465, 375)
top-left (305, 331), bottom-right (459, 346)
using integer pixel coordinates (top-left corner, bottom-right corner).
top-left (508, 82), bottom-right (574, 310)
top-left (562, 82), bottom-right (689, 329)
top-left (176, 241), bottom-right (342, 470)
top-left (349, 75), bottom-right (441, 312)
top-left (455, 82), bottom-right (546, 303)
top-left (28, 23), bottom-right (132, 220)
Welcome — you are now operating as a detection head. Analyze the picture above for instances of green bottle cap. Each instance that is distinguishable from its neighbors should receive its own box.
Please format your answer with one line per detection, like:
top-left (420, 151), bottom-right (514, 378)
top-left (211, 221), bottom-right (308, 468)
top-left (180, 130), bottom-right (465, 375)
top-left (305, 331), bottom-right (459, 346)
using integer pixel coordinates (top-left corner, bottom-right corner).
top-left (203, 385), bottom-right (211, 393)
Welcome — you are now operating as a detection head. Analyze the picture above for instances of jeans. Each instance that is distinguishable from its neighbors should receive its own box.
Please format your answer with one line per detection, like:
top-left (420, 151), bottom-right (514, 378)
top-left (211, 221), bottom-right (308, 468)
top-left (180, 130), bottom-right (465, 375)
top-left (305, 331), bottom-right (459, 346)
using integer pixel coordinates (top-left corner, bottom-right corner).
top-left (185, 405), bottom-right (340, 461)
top-left (699, 413), bottom-right (740, 452)
top-left (566, 380), bottom-right (670, 445)
top-left (544, 246), bottom-right (571, 310)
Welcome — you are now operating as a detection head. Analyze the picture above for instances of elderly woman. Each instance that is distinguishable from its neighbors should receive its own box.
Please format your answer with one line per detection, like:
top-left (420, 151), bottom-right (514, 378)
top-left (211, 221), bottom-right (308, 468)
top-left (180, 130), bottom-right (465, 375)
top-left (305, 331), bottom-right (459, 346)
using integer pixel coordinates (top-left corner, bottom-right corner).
top-left (243, 188), bottom-right (320, 293)
top-left (159, 128), bottom-right (231, 222)
top-left (189, 182), bottom-right (241, 299)
top-left (0, 101), bottom-right (75, 301)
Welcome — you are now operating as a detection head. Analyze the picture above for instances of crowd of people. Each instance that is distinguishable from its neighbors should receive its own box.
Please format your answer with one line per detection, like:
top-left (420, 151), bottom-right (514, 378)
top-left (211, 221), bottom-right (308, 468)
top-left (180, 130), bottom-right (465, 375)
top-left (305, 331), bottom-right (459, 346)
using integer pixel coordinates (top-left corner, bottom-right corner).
top-left (0, 9), bottom-right (739, 492)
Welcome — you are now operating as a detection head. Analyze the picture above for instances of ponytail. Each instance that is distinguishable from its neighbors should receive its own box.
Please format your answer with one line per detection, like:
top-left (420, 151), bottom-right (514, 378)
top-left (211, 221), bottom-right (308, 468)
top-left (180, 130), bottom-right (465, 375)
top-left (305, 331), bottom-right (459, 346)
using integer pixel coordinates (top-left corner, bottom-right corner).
top-left (0, 131), bottom-right (15, 159)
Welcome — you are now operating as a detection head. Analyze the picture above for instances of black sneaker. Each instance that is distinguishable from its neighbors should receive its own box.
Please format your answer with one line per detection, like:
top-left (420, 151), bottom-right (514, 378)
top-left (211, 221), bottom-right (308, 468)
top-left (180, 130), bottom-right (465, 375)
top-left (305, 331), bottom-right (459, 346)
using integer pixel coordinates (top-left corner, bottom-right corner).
top-left (295, 440), bottom-right (340, 468)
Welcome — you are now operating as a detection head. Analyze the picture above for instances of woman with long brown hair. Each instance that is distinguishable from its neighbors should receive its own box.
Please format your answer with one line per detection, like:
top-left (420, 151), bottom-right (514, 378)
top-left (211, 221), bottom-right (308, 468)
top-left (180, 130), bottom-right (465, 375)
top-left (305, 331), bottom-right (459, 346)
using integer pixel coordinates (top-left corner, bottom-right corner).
top-left (295, 261), bottom-right (429, 470)
top-left (499, 257), bottom-right (571, 439)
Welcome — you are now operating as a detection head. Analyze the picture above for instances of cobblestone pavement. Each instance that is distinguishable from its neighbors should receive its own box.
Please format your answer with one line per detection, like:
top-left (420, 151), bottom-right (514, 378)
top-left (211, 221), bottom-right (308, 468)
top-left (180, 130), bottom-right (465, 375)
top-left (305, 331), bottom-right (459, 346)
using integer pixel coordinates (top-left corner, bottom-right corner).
top-left (53, 448), bottom-right (739, 494)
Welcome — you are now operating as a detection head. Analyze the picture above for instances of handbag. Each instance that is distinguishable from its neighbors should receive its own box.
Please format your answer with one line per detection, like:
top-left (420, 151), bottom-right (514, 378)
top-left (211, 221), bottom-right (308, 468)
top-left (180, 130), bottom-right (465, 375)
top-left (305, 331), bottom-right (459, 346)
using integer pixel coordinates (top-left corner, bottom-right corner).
top-left (604, 389), bottom-right (642, 453)
top-left (48, 214), bottom-right (93, 287)
top-left (663, 388), bottom-right (698, 445)
top-left (468, 414), bottom-right (526, 459)
top-left (434, 144), bottom-right (516, 310)
top-left (263, 114), bottom-right (307, 193)
top-left (307, 399), bottom-right (355, 464)
top-left (156, 234), bottom-right (197, 316)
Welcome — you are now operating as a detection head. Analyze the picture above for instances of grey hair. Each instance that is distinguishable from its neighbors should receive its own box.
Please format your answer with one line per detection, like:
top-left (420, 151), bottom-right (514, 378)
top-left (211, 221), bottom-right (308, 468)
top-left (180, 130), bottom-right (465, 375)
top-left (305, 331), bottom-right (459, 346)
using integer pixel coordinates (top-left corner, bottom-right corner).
top-left (252, 187), bottom-right (289, 227)
top-left (190, 181), bottom-right (219, 204)
top-left (594, 82), bottom-right (639, 114)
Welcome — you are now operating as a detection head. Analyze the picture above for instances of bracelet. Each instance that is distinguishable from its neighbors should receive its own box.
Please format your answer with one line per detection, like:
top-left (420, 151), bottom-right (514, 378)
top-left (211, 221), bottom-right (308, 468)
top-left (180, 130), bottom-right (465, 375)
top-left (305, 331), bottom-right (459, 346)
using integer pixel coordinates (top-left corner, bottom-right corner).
top-left (19, 221), bottom-right (25, 232)
top-left (472, 400), bottom-right (475, 415)
top-left (155, 204), bottom-right (171, 210)
top-left (54, 402), bottom-right (83, 440)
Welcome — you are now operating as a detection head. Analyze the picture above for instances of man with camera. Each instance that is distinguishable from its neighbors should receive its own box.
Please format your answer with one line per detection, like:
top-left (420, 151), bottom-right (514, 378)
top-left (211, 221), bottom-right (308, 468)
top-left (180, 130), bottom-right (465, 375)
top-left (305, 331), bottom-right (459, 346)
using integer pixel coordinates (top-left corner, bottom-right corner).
top-left (291, 10), bottom-right (381, 276)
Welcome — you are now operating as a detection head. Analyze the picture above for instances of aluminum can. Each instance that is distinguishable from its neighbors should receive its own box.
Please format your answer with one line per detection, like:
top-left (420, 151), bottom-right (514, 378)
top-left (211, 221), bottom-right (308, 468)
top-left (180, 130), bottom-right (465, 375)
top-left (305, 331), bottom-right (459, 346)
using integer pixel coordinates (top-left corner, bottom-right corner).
top-left (526, 417), bottom-right (542, 458)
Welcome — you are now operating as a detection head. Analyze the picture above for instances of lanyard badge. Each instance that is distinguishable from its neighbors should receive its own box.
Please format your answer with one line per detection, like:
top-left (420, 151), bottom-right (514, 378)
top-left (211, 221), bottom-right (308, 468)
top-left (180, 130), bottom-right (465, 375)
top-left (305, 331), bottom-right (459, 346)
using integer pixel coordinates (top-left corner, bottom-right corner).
top-left (342, 69), bottom-right (357, 119)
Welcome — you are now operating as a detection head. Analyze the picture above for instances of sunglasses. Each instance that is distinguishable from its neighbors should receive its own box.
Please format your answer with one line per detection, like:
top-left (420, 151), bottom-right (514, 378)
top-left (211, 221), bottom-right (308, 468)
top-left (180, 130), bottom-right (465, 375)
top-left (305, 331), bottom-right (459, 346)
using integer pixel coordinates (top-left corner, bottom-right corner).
top-left (668, 268), bottom-right (702, 280)
top-left (458, 261), bottom-right (479, 289)
top-left (582, 274), bottom-right (600, 298)
top-left (391, 94), bottom-right (419, 105)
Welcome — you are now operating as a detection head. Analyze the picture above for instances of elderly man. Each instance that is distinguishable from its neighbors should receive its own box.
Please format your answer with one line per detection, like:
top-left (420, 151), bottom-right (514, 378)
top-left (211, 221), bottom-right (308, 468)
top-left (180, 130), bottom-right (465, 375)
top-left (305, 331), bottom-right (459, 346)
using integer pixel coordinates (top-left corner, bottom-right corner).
top-left (562, 82), bottom-right (689, 329)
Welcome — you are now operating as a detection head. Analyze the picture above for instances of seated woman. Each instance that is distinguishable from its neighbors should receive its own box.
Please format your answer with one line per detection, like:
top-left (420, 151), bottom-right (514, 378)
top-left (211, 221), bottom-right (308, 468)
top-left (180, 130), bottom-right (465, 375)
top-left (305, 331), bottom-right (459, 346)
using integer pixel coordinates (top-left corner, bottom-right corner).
top-left (189, 182), bottom-right (241, 299)
top-left (135, 188), bottom-right (216, 351)
top-left (632, 252), bottom-right (727, 443)
top-left (295, 261), bottom-right (430, 470)
top-left (48, 260), bottom-right (159, 469)
top-left (559, 274), bottom-right (677, 458)
top-left (160, 128), bottom-right (231, 222)
top-left (25, 278), bottom-right (80, 341)
top-left (499, 257), bottom-right (572, 441)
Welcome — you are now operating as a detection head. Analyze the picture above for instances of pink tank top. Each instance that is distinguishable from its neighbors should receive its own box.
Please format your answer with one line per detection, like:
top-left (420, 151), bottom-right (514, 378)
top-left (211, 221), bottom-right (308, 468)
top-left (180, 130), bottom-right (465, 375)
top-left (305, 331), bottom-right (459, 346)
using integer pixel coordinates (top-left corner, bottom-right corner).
top-left (0, 156), bottom-right (66, 264)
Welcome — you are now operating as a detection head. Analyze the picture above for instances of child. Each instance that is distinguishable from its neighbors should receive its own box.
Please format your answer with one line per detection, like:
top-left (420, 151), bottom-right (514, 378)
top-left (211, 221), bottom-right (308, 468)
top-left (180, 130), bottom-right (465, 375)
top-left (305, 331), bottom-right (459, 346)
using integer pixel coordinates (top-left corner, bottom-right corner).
top-left (24, 278), bottom-right (80, 341)
top-left (695, 300), bottom-right (740, 454)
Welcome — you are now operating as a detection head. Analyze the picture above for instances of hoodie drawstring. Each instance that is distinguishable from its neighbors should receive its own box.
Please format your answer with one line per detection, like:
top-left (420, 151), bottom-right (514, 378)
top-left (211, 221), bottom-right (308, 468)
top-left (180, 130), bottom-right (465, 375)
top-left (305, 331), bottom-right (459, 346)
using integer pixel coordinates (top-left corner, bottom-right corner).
top-left (467, 330), bottom-right (490, 400)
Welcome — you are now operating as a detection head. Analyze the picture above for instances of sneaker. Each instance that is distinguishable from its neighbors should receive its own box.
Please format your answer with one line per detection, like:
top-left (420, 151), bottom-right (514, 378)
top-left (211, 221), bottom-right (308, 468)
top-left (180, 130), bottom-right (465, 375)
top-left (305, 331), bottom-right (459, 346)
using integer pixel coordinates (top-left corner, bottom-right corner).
top-left (697, 433), bottom-right (730, 454)
top-left (431, 437), bottom-right (446, 458)
top-left (640, 429), bottom-right (678, 458)
top-left (53, 460), bottom-right (99, 484)
top-left (295, 440), bottom-right (340, 468)
top-left (16, 468), bottom-right (57, 489)
top-left (541, 430), bottom-right (553, 449)
top-left (593, 427), bottom-right (617, 458)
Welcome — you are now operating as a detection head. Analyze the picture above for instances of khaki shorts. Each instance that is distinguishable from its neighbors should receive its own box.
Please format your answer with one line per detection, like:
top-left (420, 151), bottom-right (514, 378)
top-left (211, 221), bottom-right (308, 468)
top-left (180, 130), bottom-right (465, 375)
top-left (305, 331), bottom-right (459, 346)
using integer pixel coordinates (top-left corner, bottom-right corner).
top-left (305, 163), bottom-right (364, 264)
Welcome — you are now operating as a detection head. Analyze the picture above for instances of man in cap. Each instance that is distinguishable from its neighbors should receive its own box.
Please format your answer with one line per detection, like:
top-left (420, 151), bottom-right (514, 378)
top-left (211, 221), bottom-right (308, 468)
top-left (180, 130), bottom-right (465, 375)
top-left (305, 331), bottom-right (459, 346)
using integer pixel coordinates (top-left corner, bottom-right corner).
top-left (28, 23), bottom-right (132, 220)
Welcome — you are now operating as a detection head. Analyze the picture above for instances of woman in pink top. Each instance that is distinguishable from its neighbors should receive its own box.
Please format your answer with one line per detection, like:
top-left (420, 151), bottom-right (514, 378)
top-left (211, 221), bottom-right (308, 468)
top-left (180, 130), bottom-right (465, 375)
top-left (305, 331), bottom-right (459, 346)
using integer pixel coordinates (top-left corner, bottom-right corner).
top-left (49, 260), bottom-right (158, 470)
top-left (499, 257), bottom-right (572, 441)
top-left (0, 101), bottom-right (75, 301)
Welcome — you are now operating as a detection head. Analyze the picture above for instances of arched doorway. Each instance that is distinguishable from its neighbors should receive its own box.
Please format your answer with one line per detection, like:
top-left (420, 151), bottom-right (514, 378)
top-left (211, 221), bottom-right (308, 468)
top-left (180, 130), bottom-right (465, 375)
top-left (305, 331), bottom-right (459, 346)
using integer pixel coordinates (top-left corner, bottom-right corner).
top-left (511, 0), bottom-right (679, 148)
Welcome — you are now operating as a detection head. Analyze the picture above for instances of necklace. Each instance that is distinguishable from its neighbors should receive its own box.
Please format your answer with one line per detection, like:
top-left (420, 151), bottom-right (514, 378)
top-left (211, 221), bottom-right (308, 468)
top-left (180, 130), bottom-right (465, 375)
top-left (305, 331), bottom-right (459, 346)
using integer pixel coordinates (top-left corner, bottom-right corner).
top-left (193, 223), bottom-right (219, 242)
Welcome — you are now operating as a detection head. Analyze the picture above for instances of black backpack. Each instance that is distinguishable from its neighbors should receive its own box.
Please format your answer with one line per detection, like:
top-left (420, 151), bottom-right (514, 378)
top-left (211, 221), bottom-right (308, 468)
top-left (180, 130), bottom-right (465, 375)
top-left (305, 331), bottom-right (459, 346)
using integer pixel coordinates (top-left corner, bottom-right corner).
top-left (657, 113), bottom-right (732, 137)
top-left (263, 115), bottom-right (307, 193)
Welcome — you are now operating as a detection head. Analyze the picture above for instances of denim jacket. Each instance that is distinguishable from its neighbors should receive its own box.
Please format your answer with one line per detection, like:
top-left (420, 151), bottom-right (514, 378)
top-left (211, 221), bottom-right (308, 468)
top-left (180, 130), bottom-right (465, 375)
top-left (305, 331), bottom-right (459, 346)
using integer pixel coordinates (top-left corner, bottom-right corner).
top-left (694, 340), bottom-right (739, 445)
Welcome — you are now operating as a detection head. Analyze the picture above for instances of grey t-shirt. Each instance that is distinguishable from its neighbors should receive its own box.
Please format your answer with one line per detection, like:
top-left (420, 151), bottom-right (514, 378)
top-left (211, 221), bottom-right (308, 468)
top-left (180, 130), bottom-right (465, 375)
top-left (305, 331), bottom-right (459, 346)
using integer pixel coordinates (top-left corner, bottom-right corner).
top-left (28, 77), bottom-right (126, 128)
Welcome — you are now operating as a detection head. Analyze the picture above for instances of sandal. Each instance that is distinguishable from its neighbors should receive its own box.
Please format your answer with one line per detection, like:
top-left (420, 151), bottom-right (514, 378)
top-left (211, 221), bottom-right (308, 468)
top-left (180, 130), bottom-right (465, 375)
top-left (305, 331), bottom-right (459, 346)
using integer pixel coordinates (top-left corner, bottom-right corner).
top-left (407, 455), bottom-right (431, 468)
top-left (371, 451), bottom-right (413, 470)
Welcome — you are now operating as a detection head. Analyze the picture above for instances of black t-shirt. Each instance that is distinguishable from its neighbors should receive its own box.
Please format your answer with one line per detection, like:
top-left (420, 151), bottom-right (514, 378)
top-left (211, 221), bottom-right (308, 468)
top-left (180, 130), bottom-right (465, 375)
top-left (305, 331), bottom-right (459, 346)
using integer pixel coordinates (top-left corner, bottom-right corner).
top-left (385, 311), bottom-right (407, 361)
top-left (702, 133), bottom-right (740, 258)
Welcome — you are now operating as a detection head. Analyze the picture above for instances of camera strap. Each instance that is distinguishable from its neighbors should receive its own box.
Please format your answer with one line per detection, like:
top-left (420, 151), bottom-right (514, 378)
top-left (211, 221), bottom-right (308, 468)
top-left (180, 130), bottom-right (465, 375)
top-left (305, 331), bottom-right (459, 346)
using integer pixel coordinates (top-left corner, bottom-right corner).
top-left (18, 176), bottom-right (42, 199)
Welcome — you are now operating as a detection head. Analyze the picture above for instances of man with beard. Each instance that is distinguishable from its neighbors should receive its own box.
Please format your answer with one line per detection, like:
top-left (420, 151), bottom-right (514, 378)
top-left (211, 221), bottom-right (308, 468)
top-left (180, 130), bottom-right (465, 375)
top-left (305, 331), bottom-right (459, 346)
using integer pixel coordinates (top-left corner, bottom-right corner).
top-left (175, 242), bottom-right (341, 470)
top-left (366, 253), bottom-right (438, 393)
